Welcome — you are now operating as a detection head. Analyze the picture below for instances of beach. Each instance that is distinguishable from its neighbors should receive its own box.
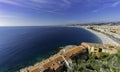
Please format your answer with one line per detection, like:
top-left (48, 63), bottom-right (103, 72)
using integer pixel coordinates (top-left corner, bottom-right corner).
top-left (84, 28), bottom-right (119, 46)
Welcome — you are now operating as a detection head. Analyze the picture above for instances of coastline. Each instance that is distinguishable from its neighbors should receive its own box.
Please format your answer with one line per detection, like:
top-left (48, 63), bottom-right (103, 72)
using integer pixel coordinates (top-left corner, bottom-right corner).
top-left (19, 41), bottom-right (120, 72)
top-left (19, 26), bottom-right (120, 72)
top-left (19, 45), bottom-right (86, 72)
top-left (66, 26), bottom-right (119, 46)
top-left (84, 28), bottom-right (119, 46)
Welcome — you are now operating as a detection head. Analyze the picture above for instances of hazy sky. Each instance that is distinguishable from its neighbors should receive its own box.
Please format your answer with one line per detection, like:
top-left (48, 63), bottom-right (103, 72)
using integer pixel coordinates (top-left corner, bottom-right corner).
top-left (0, 0), bottom-right (120, 26)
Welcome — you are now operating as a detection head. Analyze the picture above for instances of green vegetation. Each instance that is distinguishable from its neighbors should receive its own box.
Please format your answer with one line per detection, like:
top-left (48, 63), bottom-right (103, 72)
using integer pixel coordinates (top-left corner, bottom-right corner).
top-left (87, 27), bottom-right (101, 32)
top-left (67, 49), bottom-right (120, 72)
top-left (87, 27), bottom-right (94, 29)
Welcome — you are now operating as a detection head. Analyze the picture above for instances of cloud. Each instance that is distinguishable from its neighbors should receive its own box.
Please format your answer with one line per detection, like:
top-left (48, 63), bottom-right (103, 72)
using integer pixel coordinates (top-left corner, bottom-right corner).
top-left (45, 10), bottom-right (64, 15)
top-left (0, 0), bottom-right (73, 13)
top-left (0, 0), bottom-right (76, 12)
top-left (92, 7), bottom-right (106, 13)
top-left (0, 0), bottom-right (23, 7)
top-left (92, 0), bottom-right (120, 13)
top-left (62, 0), bottom-right (71, 5)
top-left (31, 0), bottom-right (48, 3)
top-left (112, 1), bottom-right (120, 7)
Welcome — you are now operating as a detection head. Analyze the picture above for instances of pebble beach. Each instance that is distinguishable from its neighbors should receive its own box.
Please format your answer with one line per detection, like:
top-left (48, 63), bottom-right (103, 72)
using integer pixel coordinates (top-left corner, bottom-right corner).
top-left (85, 28), bottom-right (119, 46)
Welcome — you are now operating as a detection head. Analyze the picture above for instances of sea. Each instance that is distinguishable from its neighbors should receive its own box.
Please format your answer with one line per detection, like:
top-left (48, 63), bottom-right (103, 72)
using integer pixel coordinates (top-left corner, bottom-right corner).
top-left (0, 26), bottom-right (102, 72)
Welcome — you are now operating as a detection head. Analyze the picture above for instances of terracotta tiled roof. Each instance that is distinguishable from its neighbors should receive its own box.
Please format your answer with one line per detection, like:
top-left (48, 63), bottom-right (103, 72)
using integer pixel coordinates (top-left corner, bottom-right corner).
top-left (20, 42), bottom-right (119, 72)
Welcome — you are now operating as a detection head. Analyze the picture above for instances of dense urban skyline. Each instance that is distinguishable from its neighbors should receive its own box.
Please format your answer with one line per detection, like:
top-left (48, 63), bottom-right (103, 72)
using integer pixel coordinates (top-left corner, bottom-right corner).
top-left (0, 0), bottom-right (120, 26)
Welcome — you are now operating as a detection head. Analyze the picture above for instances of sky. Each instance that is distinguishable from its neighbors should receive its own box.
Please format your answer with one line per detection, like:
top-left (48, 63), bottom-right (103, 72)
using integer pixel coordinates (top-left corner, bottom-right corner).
top-left (0, 0), bottom-right (120, 26)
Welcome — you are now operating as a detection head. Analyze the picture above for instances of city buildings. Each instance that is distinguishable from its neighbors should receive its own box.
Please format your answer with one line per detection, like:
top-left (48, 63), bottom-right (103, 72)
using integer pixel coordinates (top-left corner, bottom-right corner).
top-left (20, 42), bottom-right (119, 72)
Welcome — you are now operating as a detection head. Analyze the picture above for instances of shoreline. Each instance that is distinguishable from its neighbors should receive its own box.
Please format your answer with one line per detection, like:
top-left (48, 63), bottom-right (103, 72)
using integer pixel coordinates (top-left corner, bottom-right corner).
top-left (66, 26), bottom-right (119, 46)
top-left (19, 45), bottom-right (86, 72)
top-left (19, 41), bottom-right (120, 72)
top-left (84, 28), bottom-right (119, 46)
top-left (19, 26), bottom-right (119, 72)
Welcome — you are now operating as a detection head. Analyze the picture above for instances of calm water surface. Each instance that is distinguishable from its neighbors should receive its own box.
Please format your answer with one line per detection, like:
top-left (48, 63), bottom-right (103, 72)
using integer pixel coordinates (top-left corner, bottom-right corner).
top-left (0, 26), bottom-right (102, 72)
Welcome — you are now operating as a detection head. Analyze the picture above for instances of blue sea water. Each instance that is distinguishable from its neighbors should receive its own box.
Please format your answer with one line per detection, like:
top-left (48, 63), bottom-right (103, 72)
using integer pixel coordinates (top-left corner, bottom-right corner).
top-left (0, 26), bottom-right (102, 72)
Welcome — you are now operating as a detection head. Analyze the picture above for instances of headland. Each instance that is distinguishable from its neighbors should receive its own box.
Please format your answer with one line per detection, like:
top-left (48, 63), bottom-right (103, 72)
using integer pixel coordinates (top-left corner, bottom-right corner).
top-left (19, 42), bottom-right (120, 72)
